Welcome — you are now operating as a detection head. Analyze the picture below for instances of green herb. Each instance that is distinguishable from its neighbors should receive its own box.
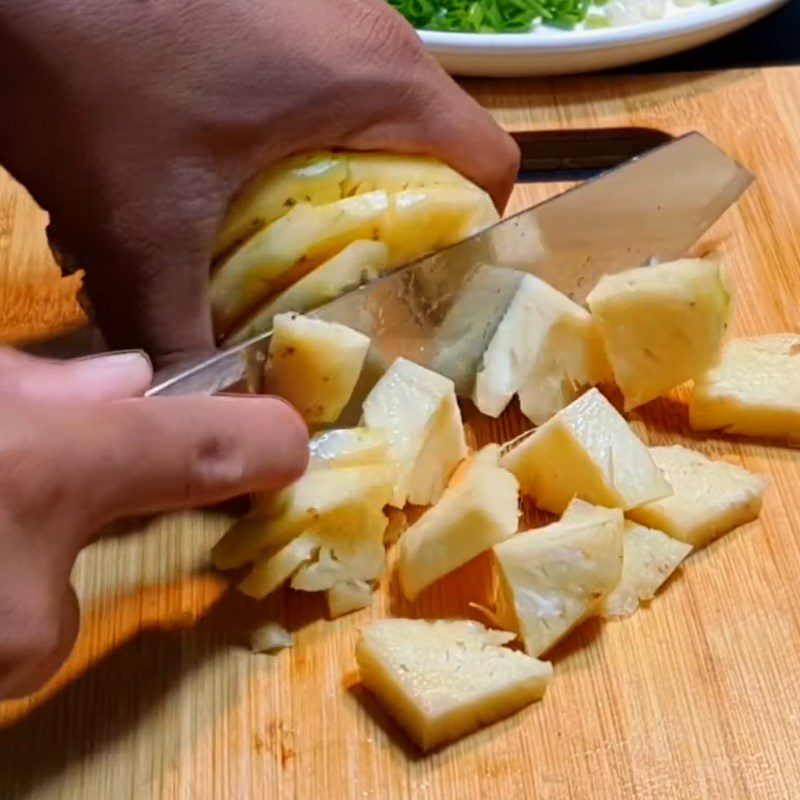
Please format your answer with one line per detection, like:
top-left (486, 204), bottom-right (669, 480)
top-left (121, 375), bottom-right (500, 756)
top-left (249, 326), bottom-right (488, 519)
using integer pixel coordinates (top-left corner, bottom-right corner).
top-left (388, 0), bottom-right (591, 32)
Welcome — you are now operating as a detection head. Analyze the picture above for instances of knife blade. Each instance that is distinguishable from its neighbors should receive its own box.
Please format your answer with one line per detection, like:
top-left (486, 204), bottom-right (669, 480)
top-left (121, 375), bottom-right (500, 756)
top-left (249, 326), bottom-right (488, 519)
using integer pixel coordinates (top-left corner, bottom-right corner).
top-left (146, 132), bottom-right (752, 398)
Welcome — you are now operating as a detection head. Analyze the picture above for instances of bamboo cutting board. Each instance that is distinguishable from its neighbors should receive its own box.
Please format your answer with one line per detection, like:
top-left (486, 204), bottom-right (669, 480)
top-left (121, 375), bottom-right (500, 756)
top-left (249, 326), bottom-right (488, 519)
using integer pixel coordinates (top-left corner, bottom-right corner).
top-left (0, 66), bottom-right (799, 800)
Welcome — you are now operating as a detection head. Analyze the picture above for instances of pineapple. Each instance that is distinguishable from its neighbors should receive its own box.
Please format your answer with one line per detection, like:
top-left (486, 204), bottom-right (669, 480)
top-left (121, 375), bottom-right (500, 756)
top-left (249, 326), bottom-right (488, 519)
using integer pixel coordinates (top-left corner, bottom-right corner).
top-left (263, 313), bottom-right (370, 425)
top-left (211, 463), bottom-right (395, 570)
top-left (355, 619), bottom-right (553, 751)
top-left (250, 623), bottom-right (294, 654)
top-left (362, 357), bottom-right (467, 508)
top-left (627, 445), bottom-right (767, 548)
top-left (602, 520), bottom-right (692, 619)
top-left (587, 258), bottom-right (731, 409)
top-left (690, 334), bottom-right (800, 444)
top-left (228, 240), bottom-right (389, 343)
top-left (327, 579), bottom-right (375, 619)
top-left (308, 427), bottom-right (390, 469)
top-left (493, 503), bottom-right (624, 657)
top-left (500, 388), bottom-right (672, 515)
top-left (397, 446), bottom-right (520, 601)
top-left (473, 272), bottom-right (608, 421)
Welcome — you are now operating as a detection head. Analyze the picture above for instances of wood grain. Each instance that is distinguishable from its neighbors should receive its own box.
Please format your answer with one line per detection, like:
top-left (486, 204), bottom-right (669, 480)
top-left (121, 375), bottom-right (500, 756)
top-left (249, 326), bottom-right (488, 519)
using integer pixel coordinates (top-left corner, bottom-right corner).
top-left (1, 67), bottom-right (799, 800)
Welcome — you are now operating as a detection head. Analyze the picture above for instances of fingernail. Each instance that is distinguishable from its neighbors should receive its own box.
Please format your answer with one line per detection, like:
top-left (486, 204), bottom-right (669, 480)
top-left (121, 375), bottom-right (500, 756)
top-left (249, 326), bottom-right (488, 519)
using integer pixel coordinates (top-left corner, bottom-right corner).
top-left (76, 349), bottom-right (152, 370)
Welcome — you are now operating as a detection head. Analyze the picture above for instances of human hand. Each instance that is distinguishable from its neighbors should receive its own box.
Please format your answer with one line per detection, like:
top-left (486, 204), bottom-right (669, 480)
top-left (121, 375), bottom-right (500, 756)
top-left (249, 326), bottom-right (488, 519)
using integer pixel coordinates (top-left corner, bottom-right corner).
top-left (0, 348), bottom-right (307, 698)
top-left (0, 0), bottom-right (519, 365)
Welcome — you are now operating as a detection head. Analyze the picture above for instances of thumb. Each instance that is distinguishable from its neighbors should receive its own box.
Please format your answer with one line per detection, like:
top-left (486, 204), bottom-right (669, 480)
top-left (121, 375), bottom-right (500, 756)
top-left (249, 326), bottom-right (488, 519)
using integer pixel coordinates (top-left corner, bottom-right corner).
top-left (0, 348), bottom-right (153, 403)
top-left (59, 395), bottom-right (310, 530)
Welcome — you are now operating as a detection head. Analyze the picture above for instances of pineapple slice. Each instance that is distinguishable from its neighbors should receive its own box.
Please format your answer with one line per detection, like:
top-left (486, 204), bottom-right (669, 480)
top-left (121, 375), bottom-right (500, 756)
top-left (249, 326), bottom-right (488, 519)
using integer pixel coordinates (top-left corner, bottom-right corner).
top-left (212, 185), bottom-right (496, 337)
top-left (689, 334), bottom-right (800, 444)
top-left (627, 445), bottom-right (767, 548)
top-left (587, 258), bottom-right (731, 409)
top-left (327, 579), bottom-right (375, 619)
top-left (228, 240), bottom-right (389, 343)
top-left (216, 150), bottom-right (476, 258)
top-left (211, 464), bottom-right (395, 570)
top-left (263, 313), bottom-right (370, 425)
top-left (215, 151), bottom-right (349, 257)
top-left (362, 357), bottom-right (467, 508)
top-left (473, 273), bottom-right (608, 421)
top-left (397, 446), bottom-right (520, 601)
top-left (212, 191), bottom-right (391, 334)
top-left (250, 622), bottom-right (294, 654)
top-left (493, 503), bottom-right (624, 657)
top-left (500, 388), bottom-right (672, 515)
top-left (356, 619), bottom-right (552, 751)
top-left (239, 505), bottom-right (388, 599)
top-left (308, 427), bottom-right (390, 469)
top-left (602, 521), bottom-right (692, 619)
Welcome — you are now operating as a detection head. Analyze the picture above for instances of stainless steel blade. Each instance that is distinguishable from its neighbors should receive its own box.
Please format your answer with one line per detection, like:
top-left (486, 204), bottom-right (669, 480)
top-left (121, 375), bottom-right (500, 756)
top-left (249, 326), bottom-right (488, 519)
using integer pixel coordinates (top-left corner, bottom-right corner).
top-left (312, 132), bottom-right (752, 395)
top-left (147, 132), bottom-right (751, 398)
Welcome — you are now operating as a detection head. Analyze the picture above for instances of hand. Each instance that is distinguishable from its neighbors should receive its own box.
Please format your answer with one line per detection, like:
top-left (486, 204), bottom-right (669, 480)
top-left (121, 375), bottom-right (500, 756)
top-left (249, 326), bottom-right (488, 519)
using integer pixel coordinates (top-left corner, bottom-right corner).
top-left (0, 348), bottom-right (308, 698)
top-left (0, 0), bottom-right (519, 365)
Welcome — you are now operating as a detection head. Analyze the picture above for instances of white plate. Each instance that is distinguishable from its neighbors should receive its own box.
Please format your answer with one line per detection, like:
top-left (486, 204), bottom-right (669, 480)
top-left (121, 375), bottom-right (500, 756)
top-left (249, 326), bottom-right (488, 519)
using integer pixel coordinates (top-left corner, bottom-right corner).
top-left (418, 0), bottom-right (787, 76)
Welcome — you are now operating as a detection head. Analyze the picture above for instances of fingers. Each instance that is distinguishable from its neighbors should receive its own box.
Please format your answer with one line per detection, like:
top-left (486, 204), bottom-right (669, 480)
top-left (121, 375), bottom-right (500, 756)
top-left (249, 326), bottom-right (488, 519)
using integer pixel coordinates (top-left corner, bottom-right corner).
top-left (0, 348), bottom-right (152, 402)
top-left (57, 395), bottom-right (309, 531)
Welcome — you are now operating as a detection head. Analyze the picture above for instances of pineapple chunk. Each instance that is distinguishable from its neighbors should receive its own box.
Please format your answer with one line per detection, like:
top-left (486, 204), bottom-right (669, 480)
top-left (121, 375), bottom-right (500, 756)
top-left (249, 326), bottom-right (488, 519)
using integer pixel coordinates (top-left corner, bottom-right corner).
top-left (493, 503), bottom-right (624, 656)
top-left (342, 153), bottom-right (476, 197)
top-left (211, 464), bottom-right (395, 570)
top-left (397, 446), bottom-right (520, 601)
top-left (250, 623), bottom-right (294, 654)
top-left (327, 579), bottom-right (375, 618)
top-left (500, 388), bottom-right (672, 515)
top-left (690, 334), bottom-right (800, 444)
top-left (215, 151), bottom-right (349, 257)
top-left (627, 445), bottom-right (767, 548)
top-left (228, 240), bottom-right (389, 343)
top-left (263, 313), bottom-right (370, 424)
top-left (602, 521), bottom-right (692, 619)
top-left (356, 619), bottom-right (552, 751)
top-left (473, 273), bottom-right (608, 421)
top-left (212, 191), bottom-right (391, 334)
top-left (239, 505), bottom-right (388, 599)
top-left (362, 358), bottom-right (466, 508)
top-left (587, 258), bottom-right (731, 409)
top-left (308, 427), bottom-right (390, 469)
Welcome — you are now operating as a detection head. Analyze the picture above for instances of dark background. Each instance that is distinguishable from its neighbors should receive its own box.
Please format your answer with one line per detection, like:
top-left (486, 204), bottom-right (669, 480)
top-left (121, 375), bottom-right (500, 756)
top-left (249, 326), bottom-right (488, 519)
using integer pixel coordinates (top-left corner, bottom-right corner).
top-left (618, 0), bottom-right (800, 73)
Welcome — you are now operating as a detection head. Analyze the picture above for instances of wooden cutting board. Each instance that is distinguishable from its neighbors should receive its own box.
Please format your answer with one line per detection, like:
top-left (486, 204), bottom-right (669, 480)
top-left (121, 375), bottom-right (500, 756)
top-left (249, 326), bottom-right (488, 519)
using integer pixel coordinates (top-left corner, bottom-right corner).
top-left (1, 66), bottom-right (799, 800)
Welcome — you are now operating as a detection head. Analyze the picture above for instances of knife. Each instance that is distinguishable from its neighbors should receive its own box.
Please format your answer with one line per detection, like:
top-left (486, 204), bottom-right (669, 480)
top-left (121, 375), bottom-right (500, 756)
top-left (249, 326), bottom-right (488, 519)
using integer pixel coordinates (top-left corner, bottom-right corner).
top-left (146, 132), bottom-right (752, 399)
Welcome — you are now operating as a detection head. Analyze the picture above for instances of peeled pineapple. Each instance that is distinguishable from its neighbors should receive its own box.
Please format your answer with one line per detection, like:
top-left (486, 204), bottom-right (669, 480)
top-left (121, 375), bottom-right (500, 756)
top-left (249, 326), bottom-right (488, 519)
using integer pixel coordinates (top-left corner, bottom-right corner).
top-left (356, 619), bottom-right (553, 751)
top-left (397, 446), bottom-right (520, 601)
top-left (690, 334), bottom-right (800, 444)
top-left (493, 502), bottom-right (624, 657)
top-left (263, 313), bottom-right (370, 425)
top-left (362, 357), bottom-right (467, 508)
top-left (627, 445), bottom-right (767, 548)
top-left (327, 579), bottom-right (375, 619)
top-left (211, 152), bottom-right (497, 338)
top-left (602, 520), bottom-right (692, 619)
top-left (229, 240), bottom-right (389, 343)
top-left (308, 427), bottom-right (390, 470)
top-left (587, 258), bottom-right (731, 409)
top-left (500, 388), bottom-right (672, 515)
top-left (473, 273), bottom-right (608, 422)
top-left (250, 623), bottom-right (294, 654)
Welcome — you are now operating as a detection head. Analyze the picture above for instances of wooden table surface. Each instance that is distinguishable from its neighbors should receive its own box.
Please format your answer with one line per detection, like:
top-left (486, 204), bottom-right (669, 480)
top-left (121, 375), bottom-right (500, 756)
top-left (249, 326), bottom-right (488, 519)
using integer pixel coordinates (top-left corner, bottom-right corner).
top-left (0, 66), bottom-right (799, 800)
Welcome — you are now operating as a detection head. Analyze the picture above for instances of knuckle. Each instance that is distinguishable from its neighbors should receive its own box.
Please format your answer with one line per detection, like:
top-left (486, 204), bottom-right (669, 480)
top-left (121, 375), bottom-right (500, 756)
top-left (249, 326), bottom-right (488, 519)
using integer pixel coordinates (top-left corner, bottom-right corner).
top-left (184, 430), bottom-right (246, 502)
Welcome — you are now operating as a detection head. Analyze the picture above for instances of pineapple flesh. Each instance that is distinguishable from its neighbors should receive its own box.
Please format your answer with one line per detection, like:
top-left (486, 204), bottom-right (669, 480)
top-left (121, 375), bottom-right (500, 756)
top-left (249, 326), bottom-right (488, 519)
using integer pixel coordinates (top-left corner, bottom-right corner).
top-left (627, 445), bottom-right (767, 548)
top-left (473, 273), bottom-right (608, 422)
top-left (327, 579), bottom-right (375, 619)
top-left (500, 388), bottom-right (672, 515)
top-left (362, 357), bottom-right (467, 508)
top-left (263, 313), bottom-right (371, 425)
top-left (493, 503), bottom-right (624, 657)
top-left (690, 334), bottom-right (800, 444)
top-left (397, 446), bottom-right (520, 601)
top-left (602, 520), bottom-right (692, 619)
top-left (356, 619), bottom-right (552, 751)
top-left (587, 258), bottom-right (731, 409)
